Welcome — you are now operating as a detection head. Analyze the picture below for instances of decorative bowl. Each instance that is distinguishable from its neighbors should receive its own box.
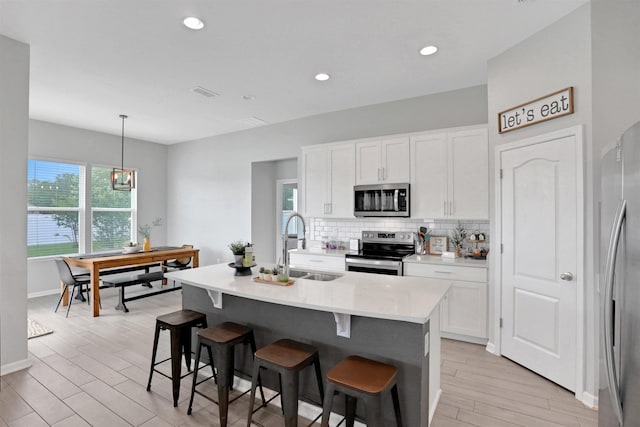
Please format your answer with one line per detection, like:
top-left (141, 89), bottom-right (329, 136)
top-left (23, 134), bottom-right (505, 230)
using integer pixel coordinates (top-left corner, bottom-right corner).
top-left (123, 245), bottom-right (141, 254)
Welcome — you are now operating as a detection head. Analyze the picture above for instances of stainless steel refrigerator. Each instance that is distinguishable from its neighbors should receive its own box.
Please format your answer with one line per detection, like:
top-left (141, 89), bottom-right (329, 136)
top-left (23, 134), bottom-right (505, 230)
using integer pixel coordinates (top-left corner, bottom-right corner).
top-left (600, 121), bottom-right (640, 427)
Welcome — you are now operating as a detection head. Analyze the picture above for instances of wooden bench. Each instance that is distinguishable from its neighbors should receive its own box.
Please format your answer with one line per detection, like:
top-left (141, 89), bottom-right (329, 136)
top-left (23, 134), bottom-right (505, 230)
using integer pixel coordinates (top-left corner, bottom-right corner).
top-left (101, 271), bottom-right (179, 313)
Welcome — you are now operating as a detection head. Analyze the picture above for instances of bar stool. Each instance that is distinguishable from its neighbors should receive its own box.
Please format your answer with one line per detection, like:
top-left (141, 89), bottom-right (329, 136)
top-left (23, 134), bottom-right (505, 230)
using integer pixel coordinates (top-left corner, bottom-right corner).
top-left (320, 355), bottom-right (402, 427)
top-left (247, 339), bottom-right (324, 427)
top-left (187, 322), bottom-right (266, 427)
top-left (146, 309), bottom-right (207, 407)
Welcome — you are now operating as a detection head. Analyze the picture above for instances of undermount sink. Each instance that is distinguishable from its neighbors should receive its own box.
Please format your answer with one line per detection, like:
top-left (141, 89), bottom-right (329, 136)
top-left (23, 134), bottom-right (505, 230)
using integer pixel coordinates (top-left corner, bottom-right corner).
top-left (288, 269), bottom-right (342, 281)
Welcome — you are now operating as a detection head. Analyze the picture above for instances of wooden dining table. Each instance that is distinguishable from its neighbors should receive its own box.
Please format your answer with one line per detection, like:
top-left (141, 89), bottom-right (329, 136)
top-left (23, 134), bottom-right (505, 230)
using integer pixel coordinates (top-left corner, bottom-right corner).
top-left (64, 246), bottom-right (200, 317)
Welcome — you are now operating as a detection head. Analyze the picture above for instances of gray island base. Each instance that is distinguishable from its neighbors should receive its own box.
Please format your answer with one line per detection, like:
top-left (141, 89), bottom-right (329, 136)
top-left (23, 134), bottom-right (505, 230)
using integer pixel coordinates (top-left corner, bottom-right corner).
top-left (169, 263), bottom-right (450, 426)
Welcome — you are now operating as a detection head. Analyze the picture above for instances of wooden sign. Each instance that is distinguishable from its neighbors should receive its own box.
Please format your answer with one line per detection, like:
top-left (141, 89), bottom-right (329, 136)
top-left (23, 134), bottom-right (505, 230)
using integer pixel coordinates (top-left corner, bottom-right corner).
top-left (498, 87), bottom-right (574, 134)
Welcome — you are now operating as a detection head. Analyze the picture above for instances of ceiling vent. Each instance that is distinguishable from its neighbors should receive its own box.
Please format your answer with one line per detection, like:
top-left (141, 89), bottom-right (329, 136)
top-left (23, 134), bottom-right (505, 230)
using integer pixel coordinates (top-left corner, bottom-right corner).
top-left (239, 117), bottom-right (267, 127)
top-left (191, 86), bottom-right (219, 98)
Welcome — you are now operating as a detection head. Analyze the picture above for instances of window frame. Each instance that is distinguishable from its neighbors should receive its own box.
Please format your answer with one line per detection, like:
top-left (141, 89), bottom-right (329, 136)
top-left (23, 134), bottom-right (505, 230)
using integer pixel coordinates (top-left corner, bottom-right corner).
top-left (27, 157), bottom-right (138, 260)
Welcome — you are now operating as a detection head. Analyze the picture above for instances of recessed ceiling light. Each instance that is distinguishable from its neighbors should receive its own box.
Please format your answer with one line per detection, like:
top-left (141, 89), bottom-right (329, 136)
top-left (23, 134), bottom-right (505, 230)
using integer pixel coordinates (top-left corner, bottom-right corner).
top-left (419, 45), bottom-right (438, 56)
top-left (183, 17), bottom-right (204, 30)
top-left (242, 95), bottom-right (256, 100)
top-left (315, 73), bottom-right (330, 81)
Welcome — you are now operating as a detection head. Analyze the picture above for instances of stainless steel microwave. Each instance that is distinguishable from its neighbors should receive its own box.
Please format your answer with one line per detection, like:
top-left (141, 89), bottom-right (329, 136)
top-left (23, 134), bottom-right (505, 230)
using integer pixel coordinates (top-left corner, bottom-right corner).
top-left (354, 183), bottom-right (410, 217)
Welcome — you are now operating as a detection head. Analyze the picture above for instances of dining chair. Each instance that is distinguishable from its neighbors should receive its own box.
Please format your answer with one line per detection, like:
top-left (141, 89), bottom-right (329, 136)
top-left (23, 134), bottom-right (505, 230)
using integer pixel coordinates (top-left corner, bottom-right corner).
top-left (54, 258), bottom-right (92, 317)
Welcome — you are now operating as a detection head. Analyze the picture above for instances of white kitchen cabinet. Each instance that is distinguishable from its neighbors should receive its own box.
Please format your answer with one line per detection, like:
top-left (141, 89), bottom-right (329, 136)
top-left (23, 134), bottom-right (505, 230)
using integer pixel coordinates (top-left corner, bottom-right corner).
top-left (355, 136), bottom-right (410, 184)
top-left (410, 127), bottom-right (488, 219)
top-left (300, 142), bottom-right (355, 217)
top-left (289, 251), bottom-right (346, 272)
top-left (404, 261), bottom-right (488, 342)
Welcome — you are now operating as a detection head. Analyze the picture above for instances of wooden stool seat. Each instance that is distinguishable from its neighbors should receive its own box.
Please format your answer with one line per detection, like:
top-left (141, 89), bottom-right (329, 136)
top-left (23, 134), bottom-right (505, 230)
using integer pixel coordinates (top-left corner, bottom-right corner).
top-left (255, 338), bottom-right (319, 368)
top-left (187, 322), bottom-right (265, 427)
top-left (321, 355), bottom-right (403, 427)
top-left (156, 309), bottom-right (206, 327)
top-left (197, 321), bottom-right (252, 345)
top-left (327, 355), bottom-right (398, 394)
top-left (147, 309), bottom-right (207, 407)
top-left (247, 339), bottom-right (324, 427)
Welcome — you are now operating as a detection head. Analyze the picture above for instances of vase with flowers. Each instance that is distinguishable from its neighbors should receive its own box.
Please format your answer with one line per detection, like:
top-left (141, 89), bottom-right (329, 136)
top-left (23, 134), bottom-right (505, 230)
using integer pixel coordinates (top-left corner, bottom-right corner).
top-left (138, 217), bottom-right (162, 251)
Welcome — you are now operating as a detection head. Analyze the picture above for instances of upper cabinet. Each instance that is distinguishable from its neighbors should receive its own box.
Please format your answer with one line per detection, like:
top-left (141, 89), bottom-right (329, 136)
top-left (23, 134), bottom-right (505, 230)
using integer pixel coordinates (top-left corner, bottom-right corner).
top-left (300, 142), bottom-right (355, 218)
top-left (355, 137), bottom-right (410, 184)
top-left (411, 127), bottom-right (488, 219)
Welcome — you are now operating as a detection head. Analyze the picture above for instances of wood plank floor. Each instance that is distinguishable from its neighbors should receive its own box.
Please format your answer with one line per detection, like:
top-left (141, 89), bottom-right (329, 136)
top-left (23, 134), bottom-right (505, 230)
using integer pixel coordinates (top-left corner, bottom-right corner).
top-left (2, 289), bottom-right (596, 426)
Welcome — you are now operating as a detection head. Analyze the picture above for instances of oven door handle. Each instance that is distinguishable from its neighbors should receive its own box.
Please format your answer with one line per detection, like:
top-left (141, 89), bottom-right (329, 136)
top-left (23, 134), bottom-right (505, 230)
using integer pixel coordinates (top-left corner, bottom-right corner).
top-left (345, 257), bottom-right (402, 268)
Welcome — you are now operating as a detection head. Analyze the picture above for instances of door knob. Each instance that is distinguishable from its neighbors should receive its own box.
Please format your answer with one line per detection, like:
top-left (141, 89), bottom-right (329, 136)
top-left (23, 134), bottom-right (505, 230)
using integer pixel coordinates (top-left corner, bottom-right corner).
top-left (560, 272), bottom-right (574, 281)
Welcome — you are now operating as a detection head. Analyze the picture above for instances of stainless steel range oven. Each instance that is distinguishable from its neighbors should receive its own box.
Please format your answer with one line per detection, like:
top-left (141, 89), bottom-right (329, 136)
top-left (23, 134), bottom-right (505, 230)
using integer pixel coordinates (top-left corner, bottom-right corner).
top-left (345, 231), bottom-right (414, 275)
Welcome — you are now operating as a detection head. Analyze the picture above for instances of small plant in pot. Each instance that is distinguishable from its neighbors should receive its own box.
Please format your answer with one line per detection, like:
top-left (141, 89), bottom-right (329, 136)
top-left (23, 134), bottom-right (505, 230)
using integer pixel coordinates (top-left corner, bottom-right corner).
top-left (449, 222), bottom-right (467, 257)
top-left (228, 240), bottom-right (247, 266)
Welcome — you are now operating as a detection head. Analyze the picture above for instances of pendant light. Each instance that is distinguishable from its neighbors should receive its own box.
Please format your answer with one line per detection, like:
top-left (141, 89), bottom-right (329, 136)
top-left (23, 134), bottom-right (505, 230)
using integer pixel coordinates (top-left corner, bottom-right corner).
top-left (111, 114), bottom-right (136, 191)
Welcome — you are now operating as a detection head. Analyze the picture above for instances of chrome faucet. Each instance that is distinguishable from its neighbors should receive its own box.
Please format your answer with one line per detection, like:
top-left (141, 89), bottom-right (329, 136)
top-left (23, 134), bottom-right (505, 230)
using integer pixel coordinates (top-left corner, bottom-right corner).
top-left (282, 212), bottom-right (306, 276)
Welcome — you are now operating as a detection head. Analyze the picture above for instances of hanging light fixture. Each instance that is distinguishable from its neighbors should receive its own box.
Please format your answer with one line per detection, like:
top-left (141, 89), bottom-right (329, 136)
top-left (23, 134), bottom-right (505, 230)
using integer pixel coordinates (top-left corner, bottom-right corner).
top-left (111, 114), bottom-right (136, 191)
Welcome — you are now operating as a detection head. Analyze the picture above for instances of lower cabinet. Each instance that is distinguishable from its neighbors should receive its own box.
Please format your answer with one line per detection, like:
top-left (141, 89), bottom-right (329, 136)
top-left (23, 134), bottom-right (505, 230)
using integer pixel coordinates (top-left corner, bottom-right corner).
top-left (404, 262), bottom-right (488, 342)
top-left (288, 252), bottom-right (346, 273)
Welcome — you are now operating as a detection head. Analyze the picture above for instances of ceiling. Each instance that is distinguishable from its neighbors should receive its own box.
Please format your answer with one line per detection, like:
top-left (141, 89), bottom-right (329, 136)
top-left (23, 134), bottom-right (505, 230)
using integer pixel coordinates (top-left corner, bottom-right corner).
top-left (0, 0), bottom-right (587, 145)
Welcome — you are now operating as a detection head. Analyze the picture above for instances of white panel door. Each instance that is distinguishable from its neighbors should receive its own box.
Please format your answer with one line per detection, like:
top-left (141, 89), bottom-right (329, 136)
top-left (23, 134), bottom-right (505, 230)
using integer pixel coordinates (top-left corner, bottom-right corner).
top-left (381, 136), bottom-right (410, 183)
top-left (355, 141), bottom-right (381, 184)
top-left (410, 133), bottom-right (447, 218)
top-left (328, 144), bottom-right (355, 217)
top-left (301, 147), bottom-right (328, 217)
top-left (448, 129), bottom-right (489, 219)
top-left (500, 134), bottom-right (578, 391)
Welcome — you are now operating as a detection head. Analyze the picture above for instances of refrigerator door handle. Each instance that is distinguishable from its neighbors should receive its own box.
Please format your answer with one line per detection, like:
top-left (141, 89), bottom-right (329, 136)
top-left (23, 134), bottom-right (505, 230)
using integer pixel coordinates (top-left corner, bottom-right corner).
top-left (603, 199), bottom-right (626, 426)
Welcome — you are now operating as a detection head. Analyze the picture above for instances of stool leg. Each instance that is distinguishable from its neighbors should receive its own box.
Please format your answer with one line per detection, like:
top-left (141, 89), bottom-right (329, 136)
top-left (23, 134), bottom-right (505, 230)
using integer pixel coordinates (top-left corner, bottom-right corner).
top-left (187, 341), bottom-right (203, 415)
top-left (170, 326), bottom-right (183, 407)
top-left (146, 323), bottom-right (161, 392)
top-left (363, 394), bottom-right (383, 427)
top-left (391, 384), bottom-right (403, 427)
top-left (214, 344), bottom-right (234, 427)
top-left (313, 356), bottom-right (325, 402)
top-left (246, 361), bottom-right (262, 427)
top-left (181, 326), bottom-right (193, 371)
top-left (345, 394), bottom-right (357, 427)
top-left (281, 370), bottom-right (299, 427)
top-left (320, 382), bottom-right (335, 427)
top-left (206, 341), bottom-right (217, 384)
top-left (248, 334), bottom-right (266, 404)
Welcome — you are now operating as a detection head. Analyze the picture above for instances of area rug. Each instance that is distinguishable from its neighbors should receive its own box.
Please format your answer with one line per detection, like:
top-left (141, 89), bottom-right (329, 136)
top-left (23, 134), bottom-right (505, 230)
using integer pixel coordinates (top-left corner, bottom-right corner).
top-left (27, 318), bottom-right (53, 339)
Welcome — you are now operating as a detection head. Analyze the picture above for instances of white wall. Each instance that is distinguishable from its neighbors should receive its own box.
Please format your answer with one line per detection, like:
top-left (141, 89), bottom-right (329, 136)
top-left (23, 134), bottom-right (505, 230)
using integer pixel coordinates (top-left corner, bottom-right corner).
top-left (167, 85), bottom-right (488, 266)
top-left (487, 5), bottom-right (595, 400)
top-left (27, 119), bottom-right (168, 296)
top-left (0, 35), bottom-right (30, 374)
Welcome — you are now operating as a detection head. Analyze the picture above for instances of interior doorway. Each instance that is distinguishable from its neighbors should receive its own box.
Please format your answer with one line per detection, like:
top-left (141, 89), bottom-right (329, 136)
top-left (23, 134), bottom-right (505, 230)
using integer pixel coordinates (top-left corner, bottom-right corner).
top-left (276, 179), bottom-right (298, 264)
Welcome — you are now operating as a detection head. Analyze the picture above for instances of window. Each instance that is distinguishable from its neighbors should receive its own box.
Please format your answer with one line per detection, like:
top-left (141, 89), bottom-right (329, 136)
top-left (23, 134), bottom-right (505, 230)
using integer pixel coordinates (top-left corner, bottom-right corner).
top-left (27, 160), bottom-right (137, 258)
top-left (91, 166), bottom-right (135, 251)
top-left (27, 160), bottom-right (83, 257)
top-left (281, 183), bottom-right (298, 237)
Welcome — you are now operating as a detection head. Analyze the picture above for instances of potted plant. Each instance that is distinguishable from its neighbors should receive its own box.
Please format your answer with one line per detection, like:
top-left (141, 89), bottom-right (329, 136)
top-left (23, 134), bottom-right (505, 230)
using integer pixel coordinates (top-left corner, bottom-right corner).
top-left (228, 240), bottom-right (248, 266)
top-left (449, 222), bottom-right (467, 257)
top-left (137, 217), bottom-right (162, 251)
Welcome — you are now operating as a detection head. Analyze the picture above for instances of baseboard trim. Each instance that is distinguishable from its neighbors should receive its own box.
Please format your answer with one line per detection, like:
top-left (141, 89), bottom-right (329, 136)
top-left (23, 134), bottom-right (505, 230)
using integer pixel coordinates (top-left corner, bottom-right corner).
top-left (0, 357), bottom-right (32, 376)
top-left (28, 289), bottom-right (60, 299)
top-left (441, 331), bottom-right (489, 345)
top-left (485, 341), bottom-right (496, 354)
top-left (430, 388), bottom-right (442, 423)
top-left (582, 391), bottom-right (598, 409)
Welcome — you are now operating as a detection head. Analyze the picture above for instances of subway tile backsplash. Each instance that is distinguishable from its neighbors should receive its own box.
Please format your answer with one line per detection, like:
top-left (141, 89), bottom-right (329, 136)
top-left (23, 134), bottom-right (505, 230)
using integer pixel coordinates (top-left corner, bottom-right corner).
top-left (310, 217), bottom-right (490, 250)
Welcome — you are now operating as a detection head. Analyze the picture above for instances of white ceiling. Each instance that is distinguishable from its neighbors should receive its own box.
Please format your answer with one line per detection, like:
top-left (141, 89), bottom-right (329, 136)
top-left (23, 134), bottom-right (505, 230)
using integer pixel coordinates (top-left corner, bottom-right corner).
top-left (0, 0), bottom-right (587, 144)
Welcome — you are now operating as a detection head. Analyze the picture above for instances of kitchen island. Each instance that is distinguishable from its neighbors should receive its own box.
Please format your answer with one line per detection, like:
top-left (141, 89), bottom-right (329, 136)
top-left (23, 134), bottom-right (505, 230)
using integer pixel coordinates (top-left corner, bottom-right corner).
top-left (166, 263), bottom-right (450, 426)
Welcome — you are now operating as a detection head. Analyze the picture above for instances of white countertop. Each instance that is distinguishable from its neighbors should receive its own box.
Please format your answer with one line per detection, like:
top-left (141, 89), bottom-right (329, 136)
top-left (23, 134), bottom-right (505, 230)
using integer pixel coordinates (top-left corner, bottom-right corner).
top-left (166, 263), bottom-right (450, 324)
top-left (404, 254), bottom-right (488, 268)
